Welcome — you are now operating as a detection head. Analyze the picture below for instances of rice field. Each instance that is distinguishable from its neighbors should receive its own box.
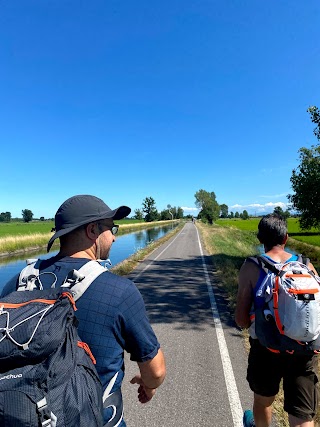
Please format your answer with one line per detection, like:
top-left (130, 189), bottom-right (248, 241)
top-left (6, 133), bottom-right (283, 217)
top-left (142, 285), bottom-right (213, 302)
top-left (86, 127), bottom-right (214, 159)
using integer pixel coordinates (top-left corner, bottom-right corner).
top-left (0, 219), bottom-right (143, 238)
top-left (216, 217), bottom-right (320, 247)
top-left (0, 221), bottom-right (54, 237)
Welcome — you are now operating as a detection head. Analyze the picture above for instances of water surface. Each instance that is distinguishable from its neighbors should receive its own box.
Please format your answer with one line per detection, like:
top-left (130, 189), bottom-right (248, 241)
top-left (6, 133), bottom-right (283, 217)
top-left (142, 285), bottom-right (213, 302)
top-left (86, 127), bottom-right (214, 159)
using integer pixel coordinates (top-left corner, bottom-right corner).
top-left (0, 224), bottom-right (178, 292)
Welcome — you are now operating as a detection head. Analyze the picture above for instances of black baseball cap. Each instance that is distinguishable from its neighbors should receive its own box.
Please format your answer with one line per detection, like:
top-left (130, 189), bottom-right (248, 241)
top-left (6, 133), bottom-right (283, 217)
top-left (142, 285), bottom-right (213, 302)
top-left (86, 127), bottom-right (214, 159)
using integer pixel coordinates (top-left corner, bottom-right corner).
top-left (47, 195), bottom-right (131, 252)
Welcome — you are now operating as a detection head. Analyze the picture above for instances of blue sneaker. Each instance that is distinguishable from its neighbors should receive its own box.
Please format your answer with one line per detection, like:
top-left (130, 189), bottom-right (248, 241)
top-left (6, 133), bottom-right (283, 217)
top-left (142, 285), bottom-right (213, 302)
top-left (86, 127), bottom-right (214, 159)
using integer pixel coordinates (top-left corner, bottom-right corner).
top-left (243, 409), bottom-right (255, 427)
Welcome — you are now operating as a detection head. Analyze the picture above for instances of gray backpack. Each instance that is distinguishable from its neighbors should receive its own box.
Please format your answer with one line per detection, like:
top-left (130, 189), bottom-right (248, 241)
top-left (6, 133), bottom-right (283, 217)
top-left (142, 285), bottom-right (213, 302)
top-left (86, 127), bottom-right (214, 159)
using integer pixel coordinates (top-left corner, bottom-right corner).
top-left (0, 260), bottom-right (106, 426)
top-left (252, 255), bottom-right (320, 354)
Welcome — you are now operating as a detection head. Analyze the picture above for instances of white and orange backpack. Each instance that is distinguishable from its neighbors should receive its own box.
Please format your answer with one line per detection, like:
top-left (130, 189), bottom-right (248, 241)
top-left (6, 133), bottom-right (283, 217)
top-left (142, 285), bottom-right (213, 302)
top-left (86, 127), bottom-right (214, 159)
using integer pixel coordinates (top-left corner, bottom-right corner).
top-left (251, 255), bottom-right (320, 354)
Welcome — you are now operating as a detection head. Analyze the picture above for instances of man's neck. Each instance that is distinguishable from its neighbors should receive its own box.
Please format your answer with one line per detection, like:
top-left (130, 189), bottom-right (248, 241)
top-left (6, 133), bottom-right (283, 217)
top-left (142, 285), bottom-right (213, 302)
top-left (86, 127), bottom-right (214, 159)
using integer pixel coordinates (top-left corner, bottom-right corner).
top-left (264, 245), bottom-right (292, 263)
top-left (58, 249), bottom-right (96, 260)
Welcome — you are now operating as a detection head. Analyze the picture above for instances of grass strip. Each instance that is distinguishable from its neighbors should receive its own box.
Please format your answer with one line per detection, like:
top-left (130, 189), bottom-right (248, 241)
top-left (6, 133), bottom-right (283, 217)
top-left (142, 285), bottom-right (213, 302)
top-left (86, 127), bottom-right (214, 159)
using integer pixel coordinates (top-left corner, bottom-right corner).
top-left (0, 233), bottom-right (53, 256)
top-left (196, 221), bottom-right (320, 427)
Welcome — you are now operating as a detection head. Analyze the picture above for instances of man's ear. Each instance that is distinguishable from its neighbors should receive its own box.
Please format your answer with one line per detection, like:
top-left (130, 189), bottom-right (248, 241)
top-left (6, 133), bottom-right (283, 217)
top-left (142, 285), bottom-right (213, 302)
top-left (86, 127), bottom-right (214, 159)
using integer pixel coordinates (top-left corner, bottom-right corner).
top-left (86, 222), bottom-right (100, 240)
top-left (282, 233), bottom-right (288, 245)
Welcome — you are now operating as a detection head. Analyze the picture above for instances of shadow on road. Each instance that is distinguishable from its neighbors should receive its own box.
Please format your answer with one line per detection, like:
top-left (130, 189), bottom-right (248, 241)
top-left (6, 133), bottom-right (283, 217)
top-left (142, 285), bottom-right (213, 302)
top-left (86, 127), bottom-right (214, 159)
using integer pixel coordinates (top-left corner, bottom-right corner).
top-left (128, 253), bottom-right (242, 334)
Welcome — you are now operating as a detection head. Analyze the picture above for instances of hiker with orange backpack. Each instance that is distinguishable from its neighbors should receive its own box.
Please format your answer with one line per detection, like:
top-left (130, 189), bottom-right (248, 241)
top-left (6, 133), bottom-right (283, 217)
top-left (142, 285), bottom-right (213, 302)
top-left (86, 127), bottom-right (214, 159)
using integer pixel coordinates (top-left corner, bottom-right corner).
top-left (235, 213), bottom-right (319, 427)
top-left (0, 195), bottom-right (166, 426)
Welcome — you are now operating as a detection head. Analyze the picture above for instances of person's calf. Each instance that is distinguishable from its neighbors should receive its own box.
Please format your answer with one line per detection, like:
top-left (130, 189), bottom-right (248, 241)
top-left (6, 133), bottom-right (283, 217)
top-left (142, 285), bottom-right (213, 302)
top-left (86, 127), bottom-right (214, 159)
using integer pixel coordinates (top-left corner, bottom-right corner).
top-left (253, 393), bottom-right (275, 427)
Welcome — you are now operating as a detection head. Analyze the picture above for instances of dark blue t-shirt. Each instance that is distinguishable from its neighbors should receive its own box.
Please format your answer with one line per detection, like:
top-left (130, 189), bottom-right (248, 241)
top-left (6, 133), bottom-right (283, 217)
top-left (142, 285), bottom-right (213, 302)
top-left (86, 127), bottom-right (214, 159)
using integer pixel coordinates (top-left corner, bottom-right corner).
top-left (1, 256), bottom-right (160, 426)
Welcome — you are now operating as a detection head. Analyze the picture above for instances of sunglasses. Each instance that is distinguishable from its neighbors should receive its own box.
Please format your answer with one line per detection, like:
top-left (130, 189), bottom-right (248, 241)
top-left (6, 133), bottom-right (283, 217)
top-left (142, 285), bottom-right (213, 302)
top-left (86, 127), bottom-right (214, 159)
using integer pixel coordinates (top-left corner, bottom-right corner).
top-left (98, 222), bottom-right (119, 235)
top-left (110, 225), bottom-right (119, 235)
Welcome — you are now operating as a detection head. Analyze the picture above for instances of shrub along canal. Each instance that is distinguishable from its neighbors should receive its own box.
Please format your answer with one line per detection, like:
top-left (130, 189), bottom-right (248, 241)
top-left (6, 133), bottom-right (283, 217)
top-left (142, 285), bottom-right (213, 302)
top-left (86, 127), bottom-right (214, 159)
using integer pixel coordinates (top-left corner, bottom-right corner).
top-left (0, 223), bottom-right (179, 292)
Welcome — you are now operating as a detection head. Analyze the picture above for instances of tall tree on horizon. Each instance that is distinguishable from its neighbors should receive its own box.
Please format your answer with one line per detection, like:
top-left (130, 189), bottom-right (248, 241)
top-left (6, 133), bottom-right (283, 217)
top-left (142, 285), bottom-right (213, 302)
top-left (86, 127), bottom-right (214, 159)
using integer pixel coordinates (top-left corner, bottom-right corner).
top-left (288, 106), bottom-right (320, 230)
top-left (142, 196), bottom-right (158, 222)
top-left (194, 189), bottom-right (220, 224)
top-left (22, 209), bottom-right (33, 223)
top-left (220, 204), bottom-right (229, 218)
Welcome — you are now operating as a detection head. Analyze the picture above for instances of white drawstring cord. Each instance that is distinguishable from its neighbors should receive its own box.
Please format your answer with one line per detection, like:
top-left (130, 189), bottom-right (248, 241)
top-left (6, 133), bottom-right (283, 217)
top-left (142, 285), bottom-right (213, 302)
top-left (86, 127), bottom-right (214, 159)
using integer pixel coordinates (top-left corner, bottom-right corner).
top-left (0, 305), bottom-right (53, 349)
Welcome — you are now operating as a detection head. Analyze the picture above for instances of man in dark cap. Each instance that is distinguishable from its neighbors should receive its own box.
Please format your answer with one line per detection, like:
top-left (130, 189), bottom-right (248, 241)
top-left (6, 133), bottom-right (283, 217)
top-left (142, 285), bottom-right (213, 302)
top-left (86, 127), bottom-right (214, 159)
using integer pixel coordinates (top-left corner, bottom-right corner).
top-left (1, 195), bottom-right (166, 427)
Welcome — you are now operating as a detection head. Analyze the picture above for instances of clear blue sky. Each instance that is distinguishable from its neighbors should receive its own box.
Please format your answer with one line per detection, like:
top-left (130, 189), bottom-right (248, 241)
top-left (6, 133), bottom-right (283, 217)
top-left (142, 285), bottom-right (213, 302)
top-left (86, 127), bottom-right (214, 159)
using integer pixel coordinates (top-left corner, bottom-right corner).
top-left (1, 1), bottom-right (319, 218)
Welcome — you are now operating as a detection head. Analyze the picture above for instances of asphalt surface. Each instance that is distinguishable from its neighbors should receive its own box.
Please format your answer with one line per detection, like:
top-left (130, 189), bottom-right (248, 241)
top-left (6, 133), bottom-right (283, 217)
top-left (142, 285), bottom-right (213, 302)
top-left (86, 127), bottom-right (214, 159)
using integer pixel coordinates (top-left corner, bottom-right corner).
top-left (121, 222), bottom-right (258, 427)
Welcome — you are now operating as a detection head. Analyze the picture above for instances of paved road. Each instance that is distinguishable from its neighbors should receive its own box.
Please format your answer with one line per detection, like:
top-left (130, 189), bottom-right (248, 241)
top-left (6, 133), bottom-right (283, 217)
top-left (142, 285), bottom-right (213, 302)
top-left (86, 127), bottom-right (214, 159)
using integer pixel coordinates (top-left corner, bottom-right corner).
top-left (121, 222), bottom-right (255, 426)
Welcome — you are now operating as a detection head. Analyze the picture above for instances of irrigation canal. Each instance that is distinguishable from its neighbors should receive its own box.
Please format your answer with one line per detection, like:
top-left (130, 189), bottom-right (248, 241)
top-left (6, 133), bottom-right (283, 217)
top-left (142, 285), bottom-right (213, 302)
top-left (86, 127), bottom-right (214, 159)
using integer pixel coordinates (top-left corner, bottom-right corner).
top-left (0, 223), bottom-right (179, 291)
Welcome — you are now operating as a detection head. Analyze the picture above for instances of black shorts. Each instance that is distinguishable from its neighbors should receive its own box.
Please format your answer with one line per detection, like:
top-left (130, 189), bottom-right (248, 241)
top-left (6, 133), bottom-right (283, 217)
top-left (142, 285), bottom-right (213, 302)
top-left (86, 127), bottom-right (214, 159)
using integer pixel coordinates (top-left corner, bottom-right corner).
top-left (247, 338), bottom-right (319, 420)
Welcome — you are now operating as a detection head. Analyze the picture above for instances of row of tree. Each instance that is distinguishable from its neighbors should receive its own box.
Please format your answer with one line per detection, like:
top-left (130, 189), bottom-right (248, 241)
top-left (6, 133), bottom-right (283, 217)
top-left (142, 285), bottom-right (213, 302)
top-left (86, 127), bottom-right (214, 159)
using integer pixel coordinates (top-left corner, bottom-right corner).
top-left (0, 209), bottom-right (34, 223)
top-left (219, 203), bottom-right (251, 219)
top-left (23, 204), bottom-right (289, 225)
top-left (1, 200), bottom-right (184, 224)
top-left (194, 191), bottom-right (249, 223)
top-left (133, 197), bottom-right (184, 222)
top-left (194, 192), bottom-right (292, 224)
top-left (0, 212), bottom-right (11, 222)
top-left (227, 210), bottom-right (249, 219)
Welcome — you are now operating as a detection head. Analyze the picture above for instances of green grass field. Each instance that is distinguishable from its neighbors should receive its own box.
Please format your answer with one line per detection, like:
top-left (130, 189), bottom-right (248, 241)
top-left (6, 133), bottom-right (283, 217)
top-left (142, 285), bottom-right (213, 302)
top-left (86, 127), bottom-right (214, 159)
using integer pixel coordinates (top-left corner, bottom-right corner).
top-left (216, 217), bottom-right (320, 247)
top-left (0, 221), bottom-right (54, 237)
top-left (0, 219), bottom-right (143, 238)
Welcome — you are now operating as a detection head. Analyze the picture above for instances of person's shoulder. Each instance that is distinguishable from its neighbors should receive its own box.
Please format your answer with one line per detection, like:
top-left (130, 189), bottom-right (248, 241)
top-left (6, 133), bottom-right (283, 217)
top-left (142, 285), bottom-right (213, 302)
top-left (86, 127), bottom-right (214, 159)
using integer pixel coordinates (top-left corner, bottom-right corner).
top-left (238, 256), bottom-right (262, 287)
top-left (90, 271), bottom-right (145, 313)
top-left (0, 273), bottom-right (20, 297)
top-left (100, 270), bottom-right (134, 286)
top-left (240, 256), bottom-right (261, 272)
top-left (94, 270), bottom-right (139, 295)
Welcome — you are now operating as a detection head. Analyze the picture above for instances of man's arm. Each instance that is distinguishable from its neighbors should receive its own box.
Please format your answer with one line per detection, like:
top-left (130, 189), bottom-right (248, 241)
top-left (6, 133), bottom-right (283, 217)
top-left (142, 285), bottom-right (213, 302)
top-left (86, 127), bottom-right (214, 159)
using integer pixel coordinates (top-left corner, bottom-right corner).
top-left (235, 260), bottom-right (259, 329)
top-left (130, 349), bottom-right (166, 403)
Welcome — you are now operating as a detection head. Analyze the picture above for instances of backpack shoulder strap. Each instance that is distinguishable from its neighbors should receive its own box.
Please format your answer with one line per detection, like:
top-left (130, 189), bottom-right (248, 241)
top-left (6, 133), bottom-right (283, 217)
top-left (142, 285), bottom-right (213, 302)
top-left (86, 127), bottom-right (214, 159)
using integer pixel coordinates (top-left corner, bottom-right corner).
top-left (255, 255), bottom-right (281, 275)
top-left (245, 256), bottom-right (269, 273)
top-left (297, 254), bottom-right (310, 265)
top-left (18, 259), bottom-right (42, 290)
top-left (245, 256), bottom-right (262, 266)
top-left (63, 261), bottom-right (107, 302)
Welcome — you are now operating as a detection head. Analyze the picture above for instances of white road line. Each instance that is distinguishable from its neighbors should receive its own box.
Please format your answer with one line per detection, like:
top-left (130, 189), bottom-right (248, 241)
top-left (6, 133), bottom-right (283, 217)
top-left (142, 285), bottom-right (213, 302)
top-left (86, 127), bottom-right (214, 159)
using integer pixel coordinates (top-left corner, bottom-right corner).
top-left (195, 225), bottom-right (243, 427)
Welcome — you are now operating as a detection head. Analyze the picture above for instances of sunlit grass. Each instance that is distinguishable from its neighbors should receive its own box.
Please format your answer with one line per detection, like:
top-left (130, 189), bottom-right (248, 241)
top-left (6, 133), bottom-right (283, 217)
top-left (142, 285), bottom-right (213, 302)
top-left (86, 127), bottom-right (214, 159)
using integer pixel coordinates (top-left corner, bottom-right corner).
top-left (0, 233), bottom-right (52, 254)
top-left (198, 223), bottom-right (257, 311)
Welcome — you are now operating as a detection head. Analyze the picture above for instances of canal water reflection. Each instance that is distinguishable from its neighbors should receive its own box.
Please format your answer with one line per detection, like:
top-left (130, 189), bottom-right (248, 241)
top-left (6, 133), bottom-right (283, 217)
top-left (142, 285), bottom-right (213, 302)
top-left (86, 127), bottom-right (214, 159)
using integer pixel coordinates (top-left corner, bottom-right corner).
top-left (0, 223), bottom-right (178, 292)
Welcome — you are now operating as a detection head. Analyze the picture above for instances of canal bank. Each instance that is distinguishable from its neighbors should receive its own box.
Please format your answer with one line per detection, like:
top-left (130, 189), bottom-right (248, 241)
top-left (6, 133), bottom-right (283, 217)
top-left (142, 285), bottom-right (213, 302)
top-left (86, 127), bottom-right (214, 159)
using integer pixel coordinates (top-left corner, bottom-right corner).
top-left (0, 221), bottom-right (184, 291)
top-left (0, 220), bottom-right (180, 258)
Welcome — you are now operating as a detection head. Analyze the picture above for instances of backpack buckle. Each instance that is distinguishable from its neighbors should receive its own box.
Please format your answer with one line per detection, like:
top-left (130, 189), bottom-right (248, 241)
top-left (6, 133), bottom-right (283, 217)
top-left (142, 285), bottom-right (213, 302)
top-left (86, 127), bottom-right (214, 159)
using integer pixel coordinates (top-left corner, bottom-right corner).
top-left (37, 398), bottom-right (52, 427)
top-left (62, 269), bottom-right (85, 287)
